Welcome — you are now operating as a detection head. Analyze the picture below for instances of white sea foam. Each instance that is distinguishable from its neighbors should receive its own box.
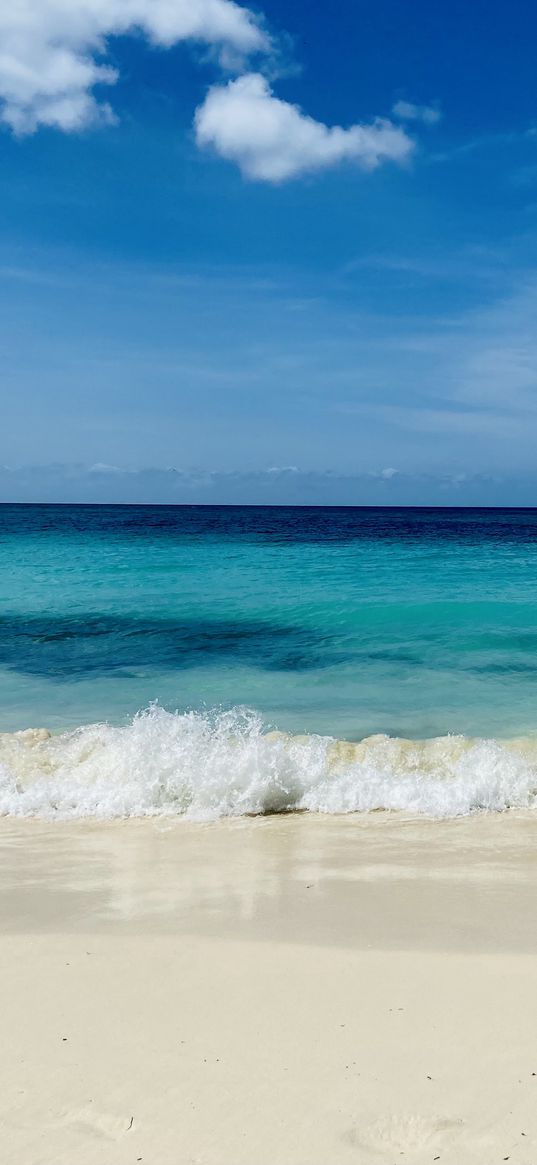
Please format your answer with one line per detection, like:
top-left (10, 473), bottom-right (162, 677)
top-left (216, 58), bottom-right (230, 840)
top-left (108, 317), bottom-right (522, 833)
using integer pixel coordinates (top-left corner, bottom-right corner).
top-left (0, 705), bottom-right (537, 821)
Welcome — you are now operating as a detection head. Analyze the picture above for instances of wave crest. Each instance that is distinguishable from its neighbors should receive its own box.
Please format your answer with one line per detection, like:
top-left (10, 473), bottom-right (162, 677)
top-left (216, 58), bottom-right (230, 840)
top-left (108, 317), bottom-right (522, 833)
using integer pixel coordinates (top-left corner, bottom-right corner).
top-left (1, 705), bottom-right (537, 820)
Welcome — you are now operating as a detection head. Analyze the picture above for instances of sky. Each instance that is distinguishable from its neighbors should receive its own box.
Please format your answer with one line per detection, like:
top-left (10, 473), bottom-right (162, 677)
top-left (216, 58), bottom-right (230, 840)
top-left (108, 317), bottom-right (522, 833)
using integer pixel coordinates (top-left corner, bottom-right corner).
top-left (1, 0), bottom-right (537, 504)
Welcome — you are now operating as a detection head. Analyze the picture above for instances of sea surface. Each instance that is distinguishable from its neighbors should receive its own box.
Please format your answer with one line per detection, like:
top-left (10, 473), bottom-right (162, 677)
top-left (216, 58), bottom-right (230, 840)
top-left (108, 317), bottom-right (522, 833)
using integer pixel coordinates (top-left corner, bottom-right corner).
top-left (2, 503), bottom-right (537, 819)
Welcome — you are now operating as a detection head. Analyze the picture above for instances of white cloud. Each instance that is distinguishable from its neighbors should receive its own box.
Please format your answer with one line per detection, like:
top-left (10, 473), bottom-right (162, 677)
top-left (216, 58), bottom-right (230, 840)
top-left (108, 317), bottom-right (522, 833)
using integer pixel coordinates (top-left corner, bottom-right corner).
top-left (0, 462), bottom-right (526, 505)
top-left (0, 0), bottom-right (267, 133)
top-left (88, 461), bottom-right (124, 473)
top-left (392, 99), bottom-right (441, 126)
top-left (195, 73), bottom-right (414, 181)
top-left (0, 2), bottom-right (427, 187)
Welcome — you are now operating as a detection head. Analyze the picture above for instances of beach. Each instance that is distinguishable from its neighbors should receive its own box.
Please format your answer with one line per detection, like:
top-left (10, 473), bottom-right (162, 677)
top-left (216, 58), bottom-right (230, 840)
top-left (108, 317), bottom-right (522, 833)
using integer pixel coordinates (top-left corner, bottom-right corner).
top-left (2, 811), bottom-right (537, 1164)
top-left (3, 506), bottom-right (537, 1162)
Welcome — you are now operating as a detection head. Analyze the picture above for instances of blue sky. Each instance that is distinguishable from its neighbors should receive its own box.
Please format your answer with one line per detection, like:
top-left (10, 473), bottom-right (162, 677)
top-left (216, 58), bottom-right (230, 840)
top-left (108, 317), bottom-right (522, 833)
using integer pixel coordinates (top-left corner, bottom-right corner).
top-left (1, 0), bottom-right (537, 503)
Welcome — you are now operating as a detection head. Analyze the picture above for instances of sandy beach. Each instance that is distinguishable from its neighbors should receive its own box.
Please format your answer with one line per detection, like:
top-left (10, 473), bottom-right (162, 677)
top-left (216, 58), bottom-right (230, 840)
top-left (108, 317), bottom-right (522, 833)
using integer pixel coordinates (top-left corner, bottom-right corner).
top-left (0, 812), bottom-right (536, 1164)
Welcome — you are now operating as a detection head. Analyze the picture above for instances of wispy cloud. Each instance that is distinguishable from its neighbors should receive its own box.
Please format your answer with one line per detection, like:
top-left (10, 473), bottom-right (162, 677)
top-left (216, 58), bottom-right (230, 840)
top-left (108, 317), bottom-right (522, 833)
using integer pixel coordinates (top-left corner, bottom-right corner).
top-left (332, 276), bottom-right (537, 451)
top-left (429, 128), bottom-right (532, 164)
top-left (392, 99), bottom-right (441, 126)
top-left (4, 241), bottom-right (537, 474)
top-left (341, 244), bottom-right (512, 286)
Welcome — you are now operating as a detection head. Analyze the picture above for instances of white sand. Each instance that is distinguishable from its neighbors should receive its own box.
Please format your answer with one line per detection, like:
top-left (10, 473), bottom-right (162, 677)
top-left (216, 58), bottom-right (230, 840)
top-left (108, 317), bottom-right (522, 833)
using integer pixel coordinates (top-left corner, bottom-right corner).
top-left (1, 811), bottom-right (537, 1164)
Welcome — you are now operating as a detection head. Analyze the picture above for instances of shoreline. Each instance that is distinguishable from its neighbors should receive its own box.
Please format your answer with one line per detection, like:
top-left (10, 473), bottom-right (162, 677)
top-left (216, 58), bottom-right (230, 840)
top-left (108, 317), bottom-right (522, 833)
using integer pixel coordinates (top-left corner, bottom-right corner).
top-left (2, 812), bottom-right (537, 1163)
top-left (3, 713), bottom-right (537, 820)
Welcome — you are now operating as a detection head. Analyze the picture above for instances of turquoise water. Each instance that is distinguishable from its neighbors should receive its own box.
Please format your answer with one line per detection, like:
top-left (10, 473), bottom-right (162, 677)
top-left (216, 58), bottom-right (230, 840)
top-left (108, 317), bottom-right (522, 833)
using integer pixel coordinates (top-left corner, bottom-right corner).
top-left (4, 505), bottom-right (537, 818)
top-left (2, 503), bottom-right (537, 740)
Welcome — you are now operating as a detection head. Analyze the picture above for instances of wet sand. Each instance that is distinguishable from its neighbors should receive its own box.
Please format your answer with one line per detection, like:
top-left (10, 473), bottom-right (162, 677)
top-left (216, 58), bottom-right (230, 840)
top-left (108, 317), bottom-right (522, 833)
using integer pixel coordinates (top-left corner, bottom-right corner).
top-left (1, 811), bottom-right (537, 1164)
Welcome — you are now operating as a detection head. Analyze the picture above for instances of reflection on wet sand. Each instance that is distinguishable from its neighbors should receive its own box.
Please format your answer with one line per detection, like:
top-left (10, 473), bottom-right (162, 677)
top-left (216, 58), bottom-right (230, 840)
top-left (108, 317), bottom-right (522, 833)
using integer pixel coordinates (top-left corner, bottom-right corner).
top-left (1, 811), bottom-right (537, 952)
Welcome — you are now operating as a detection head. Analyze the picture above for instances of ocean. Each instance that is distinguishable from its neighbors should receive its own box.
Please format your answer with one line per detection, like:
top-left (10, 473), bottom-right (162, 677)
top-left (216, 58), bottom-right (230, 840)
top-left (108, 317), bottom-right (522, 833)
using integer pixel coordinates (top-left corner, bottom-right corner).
top-left (2, 503), bottom-right (537, 819)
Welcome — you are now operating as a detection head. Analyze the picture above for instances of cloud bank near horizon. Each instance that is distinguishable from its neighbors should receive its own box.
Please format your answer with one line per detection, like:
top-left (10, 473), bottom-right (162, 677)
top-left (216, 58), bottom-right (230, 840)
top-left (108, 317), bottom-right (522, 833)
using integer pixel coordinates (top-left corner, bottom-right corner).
top-left (0, 0), bottom-right (420, 181)
top-left (0, 463), bottom-right (529, 507)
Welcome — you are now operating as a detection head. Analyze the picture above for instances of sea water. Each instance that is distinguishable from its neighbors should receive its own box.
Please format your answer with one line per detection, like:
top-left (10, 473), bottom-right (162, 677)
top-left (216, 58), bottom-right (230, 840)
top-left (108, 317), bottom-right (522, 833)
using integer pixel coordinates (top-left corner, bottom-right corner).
top-left (2, 503), bottom-right (537, 818)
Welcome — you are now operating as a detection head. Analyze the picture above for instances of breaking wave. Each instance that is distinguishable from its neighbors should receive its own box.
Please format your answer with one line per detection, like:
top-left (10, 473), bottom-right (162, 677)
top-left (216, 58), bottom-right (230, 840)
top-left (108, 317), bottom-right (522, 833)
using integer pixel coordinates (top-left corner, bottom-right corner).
top-left (1, 705), bottom-right (537, 821)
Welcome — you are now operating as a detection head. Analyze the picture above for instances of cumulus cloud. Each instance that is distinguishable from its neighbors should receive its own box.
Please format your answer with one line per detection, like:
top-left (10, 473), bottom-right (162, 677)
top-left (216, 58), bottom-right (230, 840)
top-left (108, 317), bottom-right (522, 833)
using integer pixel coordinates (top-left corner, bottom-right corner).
top-left (195, 73), bottom-right (414, 181)
top-left (0, 0), bottom-right (267, 133)
top-left (0, 2), bottom-right (428, 185)
top-left (392, 99), bottom-right (441, 126)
